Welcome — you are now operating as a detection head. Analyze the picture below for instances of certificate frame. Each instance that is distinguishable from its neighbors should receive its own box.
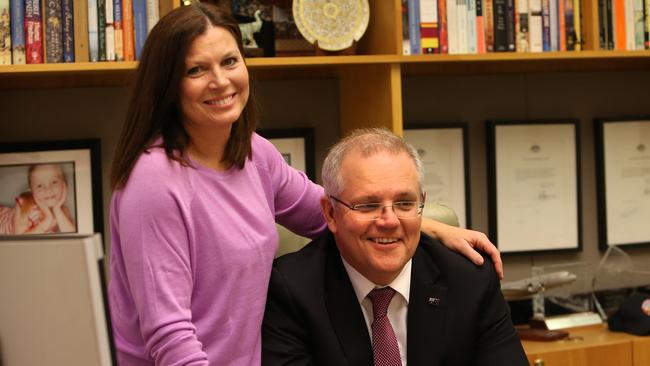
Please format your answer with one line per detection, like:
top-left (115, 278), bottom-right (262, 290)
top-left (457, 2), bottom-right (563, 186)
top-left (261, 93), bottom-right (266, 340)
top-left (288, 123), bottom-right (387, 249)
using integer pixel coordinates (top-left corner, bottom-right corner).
top-left (0, 139), bottom-right (103, 238)
top-left (487, 120), bottom-right (582, 255)
top-left (258, 128), bottom-right (316, 181)
top-left (403, 123), bottom-right (471, 228)
top-left (594, 117), bottom-right (650, 250)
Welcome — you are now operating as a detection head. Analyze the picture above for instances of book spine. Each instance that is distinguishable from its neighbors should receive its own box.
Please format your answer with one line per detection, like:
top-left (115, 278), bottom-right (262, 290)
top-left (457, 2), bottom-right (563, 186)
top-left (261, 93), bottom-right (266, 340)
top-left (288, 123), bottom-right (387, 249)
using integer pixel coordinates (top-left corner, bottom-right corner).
top-left (145, 0), bottom-right (158, 33)
top-left (456, 0), bottom-right (468, 53)
top-left (565, 0), bottom-right (576, 49)
top-left (517, 0), bottom-right (530, 51)
top-left (506, 0), bottom-right (516, 50)
top-left (572, 0), bottom-right (580, 49)
top-left (133, 0), bottom-right (146, 60)
top-left (439, 0), bottom-right (449, 52)
top-left (11, 0), bottom-right (26, 64)
top-left (420, 0), bottom-right (439, 53)
top-left (541, 0), bottom-right (551, 50)
top-left (625, 0), bottom-right (635, 49)
top-left (634, 0), bottom-right (644, 49)
top-left (73, 0), bottom-right (88, 62)
top-left (598, 0), bottom-right (607, 48)
top-left (88, 0), bottom-right (99, 61)
top-left (0, 0), bottom-right (11, 64)
top-left (607, 0), bottom-right (614, 48)
top-left (613, 0), bottom-right (625, 49)
top-left (476, 0), bottom-right (486, 52)
top-left (25, 0), bottom-right (43, 63)
top-left (407, 0), bottom-right (421, 54)
top-left (114, 0), bottom-right (124, 60)
top-left (105, 0), bottom-right (115, 60)
top-left (529, 0), bottom-right (543, 51)
top-left (645, 0), bottom-right (649, 48)
top-left (493, 0), bottom-right (508, 51)
top-left (549, 0), bottom-right (558, 50)
top-left (97, 0), bottom-right (106, 60)
top-left (559, 0), bottom-right (566, 50)
top-left (44, 0), bottom-right (63, 62)
top-left (122, 0), bottom-right (134, 60)
top-left (62, 0), bottom-right (74, 61)
top-left (468, 0), bottom-right (478, 53)
top-left (447, 0), bottom-right (458, 52)
top-left (485, 0), bottom-right (494, 50)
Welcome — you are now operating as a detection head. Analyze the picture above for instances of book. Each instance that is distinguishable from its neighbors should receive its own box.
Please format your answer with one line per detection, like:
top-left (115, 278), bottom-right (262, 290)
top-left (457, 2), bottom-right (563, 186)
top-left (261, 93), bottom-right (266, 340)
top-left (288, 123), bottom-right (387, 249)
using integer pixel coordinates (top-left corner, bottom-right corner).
top-left (541, 0), bottom-right (551, 51)
top-left (645, 0), bottom-right (649, 48)
top-left (573, 0), bottom-right (581, 49)
top-left (625, 0), bottom-right (635, 49)
top-left (88, 0), bottom-right (99, 61)
top-left (467, 0), bottom-right (478, 53)
top-left (25, 0), bottom-right (43, 63)
top-left (606, 0), bottom-right (614, 49)
top-left (114, 0), bottom-right (124, 60)
top-left (493, 0), bottom-right (508, 51)
top-left (549, 0), bottom-right (559, 50)
top-left (634, 0), bottom-right (644, 49)
top-left (132, 0), bottom-right (146, 59)
top-left (476, 0), bottom-right (486, 52)
top-left (73, 0), bottom-right (88, 62)
top-left (105, 0), bottom-right (115, 60)
top-left (122, 0), bottom-right (134, 60)
top-left (456, 0), bottom-right (468, 53)
top-left (559, 0), bottom-right (566, 50)
top-left (447, 0), bottom-right (458, 53)
top-left (516, 0), bottom-right (530, 52)
top-left (407, 0), bottom-right (421, 54)
top-left (506, 0), bottom-right (515, 50)
top-left (10, 0), bottom-right (25, 64)
top-left (146, 0), bottom-right (158, 33)
top-left (438, 0), bottom-right (449, 52)
top-left (62, 0), bottom-right (74, 62)
top-left (0, 0), bottom-right (11, 64)
top-left (420, 0), bottom-right (439, 53)
top-left (97, 0), bottom-right (107, 60)
top-left (484, 0), bottom-right (495, 51)
top-left (529, 0), bottom-right (544, 51)
top-left (613, 0), bottom-right (626, 49)
top-left (402, 0), bottom-right (411, 55)
top-left (566, 0), bottom-right (576, 50)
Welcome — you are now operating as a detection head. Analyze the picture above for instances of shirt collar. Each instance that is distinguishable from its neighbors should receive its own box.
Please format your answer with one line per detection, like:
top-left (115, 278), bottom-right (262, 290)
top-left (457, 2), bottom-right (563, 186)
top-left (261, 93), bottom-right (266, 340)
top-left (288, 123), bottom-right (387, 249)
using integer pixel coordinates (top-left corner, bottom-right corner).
top-left (341, 256), bottom-right (412, 305)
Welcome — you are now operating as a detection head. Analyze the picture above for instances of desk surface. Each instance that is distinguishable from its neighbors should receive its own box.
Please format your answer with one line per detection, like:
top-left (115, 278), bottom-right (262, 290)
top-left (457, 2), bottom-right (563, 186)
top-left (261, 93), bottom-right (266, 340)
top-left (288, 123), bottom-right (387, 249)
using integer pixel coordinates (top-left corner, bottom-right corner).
top-left (522, 324), bottom-right (639, 353)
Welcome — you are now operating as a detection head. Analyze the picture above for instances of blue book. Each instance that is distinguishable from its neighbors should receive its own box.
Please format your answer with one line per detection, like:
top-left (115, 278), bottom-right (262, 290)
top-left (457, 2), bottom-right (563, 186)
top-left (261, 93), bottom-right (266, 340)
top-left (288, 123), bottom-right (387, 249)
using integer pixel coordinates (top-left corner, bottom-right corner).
top-left (11, 0), bottom-right (25, 64)
top-left (407, 0), bottom-right (420, 54)
top-left (62, 0), bottom-right (74, 62)
top-left (132, 0), bottom-right (147, 60)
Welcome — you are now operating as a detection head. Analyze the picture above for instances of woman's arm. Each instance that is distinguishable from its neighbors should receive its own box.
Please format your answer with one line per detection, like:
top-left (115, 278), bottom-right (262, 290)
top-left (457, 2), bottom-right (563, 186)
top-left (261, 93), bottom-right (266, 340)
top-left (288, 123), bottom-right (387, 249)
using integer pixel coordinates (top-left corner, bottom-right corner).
top-left (421, 218), bottom-right (504, 279)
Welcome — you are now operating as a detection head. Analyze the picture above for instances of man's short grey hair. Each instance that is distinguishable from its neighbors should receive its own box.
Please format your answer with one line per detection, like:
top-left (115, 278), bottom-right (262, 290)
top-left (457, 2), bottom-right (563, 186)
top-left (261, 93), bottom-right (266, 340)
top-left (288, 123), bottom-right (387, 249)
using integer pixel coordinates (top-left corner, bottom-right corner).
top-left (321, 128), bottom-right (424, 197)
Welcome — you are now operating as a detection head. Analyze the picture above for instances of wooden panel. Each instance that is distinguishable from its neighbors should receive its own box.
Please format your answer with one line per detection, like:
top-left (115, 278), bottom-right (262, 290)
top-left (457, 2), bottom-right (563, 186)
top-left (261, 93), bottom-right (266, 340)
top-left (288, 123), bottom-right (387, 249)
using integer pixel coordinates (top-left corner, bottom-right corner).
top-left (338, 63), bottom-right (402, 137)
top-left (527, 342), bottom-right (633, 366)
top-left (633, 336), bottom-right (650, 366)
top-left (357, 0), bottom-right (400, 55)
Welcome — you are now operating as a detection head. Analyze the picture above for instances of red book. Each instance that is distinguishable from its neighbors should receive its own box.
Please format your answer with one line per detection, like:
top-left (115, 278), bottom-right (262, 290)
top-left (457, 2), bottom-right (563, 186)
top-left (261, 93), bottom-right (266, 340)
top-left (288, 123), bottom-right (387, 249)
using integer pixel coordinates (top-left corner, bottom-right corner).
top-left (438, 0), bottom-right (449, 53)
top-left (25, 0), bottom-right (43, 63)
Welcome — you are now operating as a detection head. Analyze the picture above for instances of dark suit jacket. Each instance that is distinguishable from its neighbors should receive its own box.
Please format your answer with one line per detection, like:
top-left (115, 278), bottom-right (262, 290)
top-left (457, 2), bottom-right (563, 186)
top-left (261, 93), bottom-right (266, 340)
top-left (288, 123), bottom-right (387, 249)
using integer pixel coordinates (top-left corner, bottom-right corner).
top-left (262, 231), bottom-right (528, 366)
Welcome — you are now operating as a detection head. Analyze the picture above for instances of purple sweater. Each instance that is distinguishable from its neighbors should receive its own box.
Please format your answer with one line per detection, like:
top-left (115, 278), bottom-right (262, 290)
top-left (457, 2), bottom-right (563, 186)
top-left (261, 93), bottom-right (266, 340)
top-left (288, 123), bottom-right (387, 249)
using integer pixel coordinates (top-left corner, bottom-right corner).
top-left (108, 134), bottom-right (326, 365)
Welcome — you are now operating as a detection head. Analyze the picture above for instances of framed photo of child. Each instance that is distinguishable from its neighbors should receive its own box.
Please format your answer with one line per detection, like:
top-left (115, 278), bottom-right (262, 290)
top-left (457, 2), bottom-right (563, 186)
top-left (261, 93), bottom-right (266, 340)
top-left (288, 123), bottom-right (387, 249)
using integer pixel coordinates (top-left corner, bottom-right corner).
top-left (0, 139), bottom-right (102, 237)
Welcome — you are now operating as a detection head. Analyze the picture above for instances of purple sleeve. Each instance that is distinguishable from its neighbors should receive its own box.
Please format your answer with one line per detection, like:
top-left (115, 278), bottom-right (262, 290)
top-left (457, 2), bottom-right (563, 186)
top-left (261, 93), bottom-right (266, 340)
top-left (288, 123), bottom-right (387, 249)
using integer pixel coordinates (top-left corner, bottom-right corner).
top-left (111, 155), bottom-right (209, 365)
top-left (253, 134), bottom-right (327, 239)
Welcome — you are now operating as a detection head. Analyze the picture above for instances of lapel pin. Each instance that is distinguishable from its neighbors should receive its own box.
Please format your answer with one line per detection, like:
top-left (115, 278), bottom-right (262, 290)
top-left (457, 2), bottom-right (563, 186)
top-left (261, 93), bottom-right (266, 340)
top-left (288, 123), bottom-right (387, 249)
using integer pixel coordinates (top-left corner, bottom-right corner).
top-left (427, 297), bottom-right (440, 306)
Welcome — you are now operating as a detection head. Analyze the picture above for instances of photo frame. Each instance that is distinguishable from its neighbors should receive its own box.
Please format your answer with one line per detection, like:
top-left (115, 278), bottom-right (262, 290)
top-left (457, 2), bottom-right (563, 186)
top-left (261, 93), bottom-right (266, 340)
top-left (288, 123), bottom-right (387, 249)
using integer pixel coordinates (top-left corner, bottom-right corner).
top-left (258, 128), bottom-right (316, 181)
top-left (404, 123), bottom-right (471, 228)
top-left (0, 139), bottom-right (103, 238)
top-left (487, 120), bottom-right (582, 254)
top-left (594, 117), bottom-right (650, 250)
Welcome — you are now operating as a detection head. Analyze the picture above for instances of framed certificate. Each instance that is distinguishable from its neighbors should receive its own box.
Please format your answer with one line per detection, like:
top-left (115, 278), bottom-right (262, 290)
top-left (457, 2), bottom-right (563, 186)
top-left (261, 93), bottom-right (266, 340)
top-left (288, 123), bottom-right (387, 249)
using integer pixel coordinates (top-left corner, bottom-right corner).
top-left (258, 128), bottom-right (315, 181)
top-left (594, 117), bottom-right (650, 250)
top-left (487, 121), bottom-right (582, 254)
top-left (404, 123), bottom-right (471, 228)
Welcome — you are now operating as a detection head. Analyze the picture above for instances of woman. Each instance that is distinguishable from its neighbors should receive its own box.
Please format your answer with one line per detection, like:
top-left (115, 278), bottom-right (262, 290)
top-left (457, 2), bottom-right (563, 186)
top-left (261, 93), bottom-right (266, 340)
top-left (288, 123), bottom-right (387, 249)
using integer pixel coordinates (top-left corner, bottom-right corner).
top-left (109, 3), bottom-right (502, 365)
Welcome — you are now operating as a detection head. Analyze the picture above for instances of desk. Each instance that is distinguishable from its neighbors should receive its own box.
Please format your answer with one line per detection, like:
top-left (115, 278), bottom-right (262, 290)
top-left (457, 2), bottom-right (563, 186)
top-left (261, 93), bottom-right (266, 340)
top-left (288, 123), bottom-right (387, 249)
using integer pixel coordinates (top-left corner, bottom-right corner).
top-left (522, 324), bottom-right (650, 366)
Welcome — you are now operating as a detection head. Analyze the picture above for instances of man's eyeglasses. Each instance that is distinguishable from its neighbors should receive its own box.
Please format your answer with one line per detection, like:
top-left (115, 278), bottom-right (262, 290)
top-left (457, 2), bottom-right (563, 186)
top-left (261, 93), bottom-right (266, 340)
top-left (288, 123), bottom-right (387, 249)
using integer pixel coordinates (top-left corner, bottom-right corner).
top-left (329, 195), bottom-right (425, 221)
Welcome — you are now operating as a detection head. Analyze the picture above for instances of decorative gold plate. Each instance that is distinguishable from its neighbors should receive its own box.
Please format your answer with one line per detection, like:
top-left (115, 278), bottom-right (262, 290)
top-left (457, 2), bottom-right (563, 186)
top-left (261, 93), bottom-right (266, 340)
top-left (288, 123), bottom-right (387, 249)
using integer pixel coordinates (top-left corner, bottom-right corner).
top-left (292, 0), bottom-right (370, 51)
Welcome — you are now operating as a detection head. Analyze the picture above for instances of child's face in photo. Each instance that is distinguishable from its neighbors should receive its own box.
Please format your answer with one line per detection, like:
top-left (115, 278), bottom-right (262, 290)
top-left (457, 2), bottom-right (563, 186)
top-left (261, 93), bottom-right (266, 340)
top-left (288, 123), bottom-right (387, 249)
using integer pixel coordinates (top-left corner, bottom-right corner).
top-left (30, 165), bottom-right (65, 208)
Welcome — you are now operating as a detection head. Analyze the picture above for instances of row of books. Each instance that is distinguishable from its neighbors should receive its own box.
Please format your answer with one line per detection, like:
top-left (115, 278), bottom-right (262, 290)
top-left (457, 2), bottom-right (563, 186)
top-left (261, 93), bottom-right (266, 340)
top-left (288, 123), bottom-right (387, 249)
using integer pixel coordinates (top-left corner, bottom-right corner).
top-left (0, 0), bottom-right (160, 65)
top-left (598, 0), bottom-right (650, 50)
top-left (403, 0), bottom-right (583, 55)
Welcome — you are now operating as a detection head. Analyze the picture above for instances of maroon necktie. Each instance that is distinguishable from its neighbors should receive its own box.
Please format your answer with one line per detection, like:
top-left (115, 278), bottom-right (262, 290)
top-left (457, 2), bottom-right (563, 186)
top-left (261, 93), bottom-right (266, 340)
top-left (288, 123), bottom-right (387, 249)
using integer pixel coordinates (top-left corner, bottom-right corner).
top-left (367, 287), bottom-right (402, 366)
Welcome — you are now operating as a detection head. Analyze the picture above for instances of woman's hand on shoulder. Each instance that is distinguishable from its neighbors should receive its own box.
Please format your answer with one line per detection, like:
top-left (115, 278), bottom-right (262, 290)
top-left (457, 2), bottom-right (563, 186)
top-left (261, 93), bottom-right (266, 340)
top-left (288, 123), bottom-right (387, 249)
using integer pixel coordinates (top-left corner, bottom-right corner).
top-left (421, 218), bottom-right (504, 279)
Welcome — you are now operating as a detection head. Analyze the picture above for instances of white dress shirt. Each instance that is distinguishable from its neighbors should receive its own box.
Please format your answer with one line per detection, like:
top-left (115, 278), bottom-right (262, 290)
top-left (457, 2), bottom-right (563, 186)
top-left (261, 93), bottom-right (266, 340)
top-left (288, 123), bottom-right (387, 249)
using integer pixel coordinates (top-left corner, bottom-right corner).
top-left (341, 257), bottom-right (412, 366)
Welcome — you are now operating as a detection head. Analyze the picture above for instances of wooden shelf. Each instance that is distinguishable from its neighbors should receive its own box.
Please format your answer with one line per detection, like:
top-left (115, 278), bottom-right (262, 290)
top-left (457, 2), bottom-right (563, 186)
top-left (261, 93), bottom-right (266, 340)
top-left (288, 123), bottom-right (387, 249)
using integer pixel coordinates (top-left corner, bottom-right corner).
top-left (2, 51), bottom-right (650, 88)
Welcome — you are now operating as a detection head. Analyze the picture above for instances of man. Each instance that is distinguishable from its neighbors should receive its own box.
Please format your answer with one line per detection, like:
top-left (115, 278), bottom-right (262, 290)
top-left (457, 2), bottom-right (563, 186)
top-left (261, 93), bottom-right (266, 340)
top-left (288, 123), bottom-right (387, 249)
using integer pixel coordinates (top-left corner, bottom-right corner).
top-left (262, 128), bottom-right (527, 366)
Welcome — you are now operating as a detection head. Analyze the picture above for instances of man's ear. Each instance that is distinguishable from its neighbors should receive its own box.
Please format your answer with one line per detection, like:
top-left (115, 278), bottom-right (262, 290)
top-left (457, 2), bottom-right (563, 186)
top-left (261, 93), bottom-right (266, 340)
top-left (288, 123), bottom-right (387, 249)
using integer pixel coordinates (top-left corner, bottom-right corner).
top-left (320, 196), bottom-right (338, 234)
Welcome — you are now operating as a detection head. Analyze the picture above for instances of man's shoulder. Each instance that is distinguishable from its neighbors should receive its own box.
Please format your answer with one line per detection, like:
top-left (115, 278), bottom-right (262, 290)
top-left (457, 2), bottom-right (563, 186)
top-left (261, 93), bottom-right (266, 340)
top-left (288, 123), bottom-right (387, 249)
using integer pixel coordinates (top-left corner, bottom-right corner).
top-left (417, 234), bottom-right (495, 281)
top-left (272, 233), bottom-right (333, 281)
